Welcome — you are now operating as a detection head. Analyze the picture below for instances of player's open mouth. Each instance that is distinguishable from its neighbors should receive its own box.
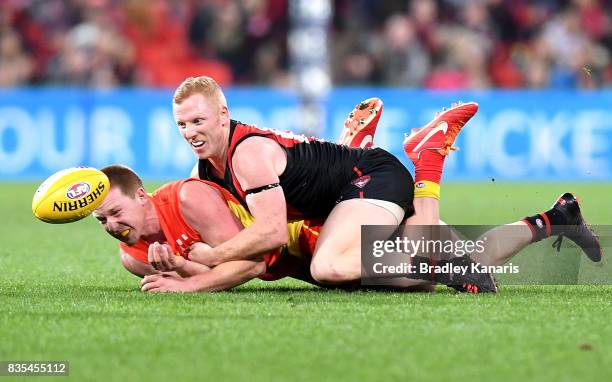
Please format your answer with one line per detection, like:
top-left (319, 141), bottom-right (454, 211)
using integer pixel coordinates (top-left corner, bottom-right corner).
top-left (120, 229), bottom-right (130, 237)
top-left (191, 140), bottom-right (205, 148)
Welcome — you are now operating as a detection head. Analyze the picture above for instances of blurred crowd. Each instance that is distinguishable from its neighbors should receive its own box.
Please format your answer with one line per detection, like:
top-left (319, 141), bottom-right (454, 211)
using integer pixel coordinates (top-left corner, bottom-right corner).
top-left (0, 0), bottom-right (288, 88)
top-left (334, 0), bottom-right (612, 88)
top-left (1, 0), bottom-right (610, 89)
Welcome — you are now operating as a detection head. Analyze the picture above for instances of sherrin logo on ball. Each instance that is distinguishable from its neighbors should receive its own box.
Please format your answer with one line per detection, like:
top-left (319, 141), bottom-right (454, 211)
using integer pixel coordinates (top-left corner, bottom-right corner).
top-left (32, 167), bottom-right (110, 224)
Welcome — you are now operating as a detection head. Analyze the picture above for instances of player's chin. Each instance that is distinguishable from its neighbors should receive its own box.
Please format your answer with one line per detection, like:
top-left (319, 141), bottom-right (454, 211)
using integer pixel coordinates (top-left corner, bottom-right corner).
top-left (111, 231), bottom-right (137, 245)
top-left (189, 143), bottom-right (210, 158)
top-left (191, 148), bottom-right (209, 159)
top-left (122, 233), bottom-right (139, 246)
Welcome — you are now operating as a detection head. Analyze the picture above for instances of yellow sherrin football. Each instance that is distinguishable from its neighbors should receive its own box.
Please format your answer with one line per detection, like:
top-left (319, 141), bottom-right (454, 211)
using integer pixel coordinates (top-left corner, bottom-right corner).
top-left (32, 167), bottom-right (110, 224)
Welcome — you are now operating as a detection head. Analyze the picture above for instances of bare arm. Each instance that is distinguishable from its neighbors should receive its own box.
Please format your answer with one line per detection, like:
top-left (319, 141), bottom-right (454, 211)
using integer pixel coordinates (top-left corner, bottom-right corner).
top-left (183, 260), bottom-right (266, 292)
top-left (120, 248), bottom-right (189, 279)
top-left (188, 137), bottom-right (289, 266)
top-left (122, 241), bottom-right (263, 292)
top-left (120, 249), bottom-right (157, 278)
top-left (142, 241), bottom-right (267, 292)
top-left (141, 180), bottom-right (268, 292)
top-left (119, 183), bottom-right (265, 293)
top-left (180, 180), bottom-right (254, 247)
top-left (146, 242), bottom-right (211, 277)
top-left (176, 260), bottom-right (211, 277)
top-left (141, 260), bottom-right (266, 292)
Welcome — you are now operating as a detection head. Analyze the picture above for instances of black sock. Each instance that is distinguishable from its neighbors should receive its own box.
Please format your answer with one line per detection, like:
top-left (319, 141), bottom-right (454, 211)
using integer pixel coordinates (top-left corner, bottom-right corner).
top-left (523, 208), bottom-right (566, 242)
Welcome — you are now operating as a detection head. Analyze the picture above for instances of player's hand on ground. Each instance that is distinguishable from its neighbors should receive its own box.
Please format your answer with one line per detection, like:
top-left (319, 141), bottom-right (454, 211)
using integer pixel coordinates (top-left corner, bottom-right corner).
top-left (140, 273), bottom-right (192, 293)
top-left (147, 242), bottom-right (185, 272)
top-left (188, 242), bottom-right (216, 266)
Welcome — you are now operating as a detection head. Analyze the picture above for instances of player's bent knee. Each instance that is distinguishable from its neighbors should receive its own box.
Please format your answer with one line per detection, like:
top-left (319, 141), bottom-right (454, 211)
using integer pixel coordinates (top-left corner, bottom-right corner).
top-left (310, 261), bottom-right (341, 284)
top-left (310, 258), bottom-right (358, 284)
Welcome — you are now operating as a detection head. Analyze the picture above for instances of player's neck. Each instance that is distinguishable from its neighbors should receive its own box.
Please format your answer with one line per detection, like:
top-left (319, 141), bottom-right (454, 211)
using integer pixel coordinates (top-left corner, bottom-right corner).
top-left (208, 132), bottom-right (230, 178)
top-left (141, 201), bottom-right (165, 243)
top-left (208, 157), bottom-right (226, 178)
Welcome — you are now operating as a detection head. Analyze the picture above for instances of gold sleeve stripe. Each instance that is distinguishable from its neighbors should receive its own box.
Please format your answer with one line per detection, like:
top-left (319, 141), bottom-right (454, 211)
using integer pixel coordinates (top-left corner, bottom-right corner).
top-left (226, 200), bottom-right (255, 228)
top-left (285, 221), bottom-right (306, 259)
top-left (301, 223), bottom-right (320, 237)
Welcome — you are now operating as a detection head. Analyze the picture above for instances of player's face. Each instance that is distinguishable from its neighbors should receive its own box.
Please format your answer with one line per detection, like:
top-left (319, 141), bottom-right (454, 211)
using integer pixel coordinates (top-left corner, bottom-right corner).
top-left (93, 187), bottom-right (146, 246)
top-left (174, 93), bottom-right (229, 160)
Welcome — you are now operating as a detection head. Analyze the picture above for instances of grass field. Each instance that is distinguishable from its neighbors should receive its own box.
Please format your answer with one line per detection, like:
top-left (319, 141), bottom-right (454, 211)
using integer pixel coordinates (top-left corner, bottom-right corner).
top-left (1, 182), bottom-right (610, 382)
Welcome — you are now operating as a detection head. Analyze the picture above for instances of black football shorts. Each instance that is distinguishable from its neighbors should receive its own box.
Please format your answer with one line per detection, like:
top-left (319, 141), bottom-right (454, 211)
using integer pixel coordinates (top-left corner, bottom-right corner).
top-left (336, 148), bottom-right (415, 220)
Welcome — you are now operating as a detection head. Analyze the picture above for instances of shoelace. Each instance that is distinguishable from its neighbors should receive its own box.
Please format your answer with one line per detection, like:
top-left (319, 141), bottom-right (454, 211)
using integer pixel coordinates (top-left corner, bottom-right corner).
top-left (552, 234), bottom-right (564, 252)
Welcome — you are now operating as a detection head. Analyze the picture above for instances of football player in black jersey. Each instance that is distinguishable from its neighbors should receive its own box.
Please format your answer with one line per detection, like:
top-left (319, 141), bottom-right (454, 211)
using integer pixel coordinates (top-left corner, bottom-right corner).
top-left (172, 76), bottom-right (600, 293)
top-left (171, 76), bottom-right (487, 289)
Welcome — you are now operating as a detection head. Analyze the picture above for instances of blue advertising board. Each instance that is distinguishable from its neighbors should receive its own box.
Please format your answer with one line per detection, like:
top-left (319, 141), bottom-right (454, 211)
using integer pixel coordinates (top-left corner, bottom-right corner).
top-left (1, 88), bottom-right (611, 180)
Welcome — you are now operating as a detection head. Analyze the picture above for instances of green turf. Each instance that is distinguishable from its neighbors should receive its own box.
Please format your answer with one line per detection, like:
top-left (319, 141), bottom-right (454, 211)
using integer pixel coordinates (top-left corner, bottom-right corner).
top-left (1, 182), bottom-right (610, 382)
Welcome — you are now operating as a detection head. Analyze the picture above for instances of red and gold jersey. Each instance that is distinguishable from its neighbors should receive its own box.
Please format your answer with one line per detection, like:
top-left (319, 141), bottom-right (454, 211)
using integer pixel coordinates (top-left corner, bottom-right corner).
top-left (120, 178), bottom-right (320, 280)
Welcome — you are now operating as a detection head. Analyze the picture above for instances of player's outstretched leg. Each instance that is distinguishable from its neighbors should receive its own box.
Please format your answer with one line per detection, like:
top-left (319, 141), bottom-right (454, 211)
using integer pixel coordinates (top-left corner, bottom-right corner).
top-left (471, 193), bottom-right (602, 266)
top-left (337, 97), bottom-right (383, 149)
top-left (403, 101), bottom-right (479, 224)
top-left (399, 102), bottom-right (496, 293)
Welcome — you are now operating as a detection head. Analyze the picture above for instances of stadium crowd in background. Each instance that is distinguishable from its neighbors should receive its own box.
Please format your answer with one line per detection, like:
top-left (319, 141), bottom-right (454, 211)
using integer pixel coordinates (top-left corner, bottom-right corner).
top-left (1, 0), bottom-right (610, 89)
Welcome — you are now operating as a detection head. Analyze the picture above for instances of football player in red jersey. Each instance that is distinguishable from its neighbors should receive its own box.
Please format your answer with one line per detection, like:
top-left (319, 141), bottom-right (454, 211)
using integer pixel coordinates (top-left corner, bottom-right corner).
top-left (93, 164), bottom-right (332, 292)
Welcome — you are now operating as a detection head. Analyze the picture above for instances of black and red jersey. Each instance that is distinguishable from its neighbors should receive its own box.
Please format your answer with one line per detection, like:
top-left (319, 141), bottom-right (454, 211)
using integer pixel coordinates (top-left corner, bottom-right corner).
top-left (198, 120), bottom-right (367, 221)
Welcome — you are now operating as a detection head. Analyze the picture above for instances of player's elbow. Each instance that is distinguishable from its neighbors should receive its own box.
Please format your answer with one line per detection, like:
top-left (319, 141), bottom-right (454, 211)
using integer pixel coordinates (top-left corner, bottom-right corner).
top-left (248, 261), bottom-right (267, 279)
top-left (120, 252), bottom-right (150, 278)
